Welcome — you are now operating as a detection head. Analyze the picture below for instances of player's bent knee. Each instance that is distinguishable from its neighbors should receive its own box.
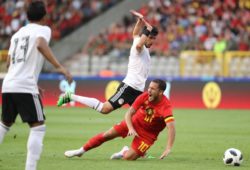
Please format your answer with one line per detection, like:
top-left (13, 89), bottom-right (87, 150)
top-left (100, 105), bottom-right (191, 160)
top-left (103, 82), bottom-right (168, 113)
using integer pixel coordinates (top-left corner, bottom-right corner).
top-left (123, 155), bottom-right (137, 160)
top-left (123, 152), bottom-right (139, 160)
top-left (100, 103), bottom-right (114, 114)
top-left (100, 109), bottom-right (111, 114)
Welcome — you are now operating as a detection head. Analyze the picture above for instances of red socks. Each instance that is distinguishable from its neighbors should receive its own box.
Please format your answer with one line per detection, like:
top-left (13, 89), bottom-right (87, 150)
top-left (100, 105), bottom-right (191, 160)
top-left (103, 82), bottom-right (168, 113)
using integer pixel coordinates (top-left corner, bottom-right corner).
top-left (83, 133), bottom-right (106, 151)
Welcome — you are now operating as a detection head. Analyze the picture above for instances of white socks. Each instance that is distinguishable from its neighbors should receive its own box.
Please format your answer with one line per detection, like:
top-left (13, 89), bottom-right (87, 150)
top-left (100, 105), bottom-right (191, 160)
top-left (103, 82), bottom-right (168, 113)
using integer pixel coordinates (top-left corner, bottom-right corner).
top-left (71, 94), bottom-right (104, 112)
top-left (0, 121), bottom-right (9, 144)
top-left (25, 125), bottom-right (46, 170)
top-left (0, 122), bottom-right (45, 170)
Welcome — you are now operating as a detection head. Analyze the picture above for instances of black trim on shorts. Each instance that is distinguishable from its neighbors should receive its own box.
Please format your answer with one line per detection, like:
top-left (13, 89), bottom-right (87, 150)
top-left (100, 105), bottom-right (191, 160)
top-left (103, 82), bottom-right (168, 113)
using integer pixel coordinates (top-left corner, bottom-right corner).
top-left (108, 82), bottom-right (142, 110)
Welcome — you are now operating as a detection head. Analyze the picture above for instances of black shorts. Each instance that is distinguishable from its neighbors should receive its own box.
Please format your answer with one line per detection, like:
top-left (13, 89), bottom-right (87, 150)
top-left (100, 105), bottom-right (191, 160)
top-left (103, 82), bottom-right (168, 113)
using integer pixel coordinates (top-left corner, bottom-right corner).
top-left (108, 82), bottom-right (143, 110)
top-left (1, 93), bottom-right (45, 123)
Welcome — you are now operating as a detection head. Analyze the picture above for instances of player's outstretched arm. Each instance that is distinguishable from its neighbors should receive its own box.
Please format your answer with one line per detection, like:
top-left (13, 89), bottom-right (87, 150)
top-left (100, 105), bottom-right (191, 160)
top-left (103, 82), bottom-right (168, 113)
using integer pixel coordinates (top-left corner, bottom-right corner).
top-left (160, 121), bottom-right (176, 159)
top-left (125, 107), bottom-right (139, 137)
top-left (36, 37), bottom-right (72, 83)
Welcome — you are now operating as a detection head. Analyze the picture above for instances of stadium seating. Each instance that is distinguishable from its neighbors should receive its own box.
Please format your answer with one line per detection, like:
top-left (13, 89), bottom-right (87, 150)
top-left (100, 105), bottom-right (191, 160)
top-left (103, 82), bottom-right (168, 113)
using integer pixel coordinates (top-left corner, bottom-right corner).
top-left (0, 0), bottom-right (122, 49)
top-left (62, 0), bottom-right (249, 77)
top-left (0, 0), bottom-right (249, 78)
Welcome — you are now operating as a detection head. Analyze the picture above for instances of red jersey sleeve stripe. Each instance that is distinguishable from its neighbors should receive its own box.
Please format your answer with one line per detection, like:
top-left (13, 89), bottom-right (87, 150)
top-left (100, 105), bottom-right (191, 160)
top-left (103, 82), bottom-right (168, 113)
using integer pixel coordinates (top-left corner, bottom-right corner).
top-left (165, 116), bottom-right (175, 123)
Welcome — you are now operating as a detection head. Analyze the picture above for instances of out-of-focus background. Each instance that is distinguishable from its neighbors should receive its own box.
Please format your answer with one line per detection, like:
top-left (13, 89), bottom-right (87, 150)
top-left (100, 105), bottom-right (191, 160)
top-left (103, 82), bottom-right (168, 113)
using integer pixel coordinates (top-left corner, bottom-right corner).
top-left (0, 1), bottom-right (250, 170)
top-left (0, 0), bottom-right (250, 109)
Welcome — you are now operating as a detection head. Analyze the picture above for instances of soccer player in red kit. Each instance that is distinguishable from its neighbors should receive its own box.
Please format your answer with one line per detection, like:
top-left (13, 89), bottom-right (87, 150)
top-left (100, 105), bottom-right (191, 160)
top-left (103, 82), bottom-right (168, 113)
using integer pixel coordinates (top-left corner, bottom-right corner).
top-left (64, 79), bottom-right (176, 160)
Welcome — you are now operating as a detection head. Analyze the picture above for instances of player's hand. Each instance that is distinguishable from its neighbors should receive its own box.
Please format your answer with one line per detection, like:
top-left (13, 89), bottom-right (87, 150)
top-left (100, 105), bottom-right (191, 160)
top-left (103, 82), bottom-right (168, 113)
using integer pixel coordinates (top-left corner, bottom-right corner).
top-left (159, 149), bottom-right (171, 159)
top-left (127, 128), bottom-right (139, 137)
top-left (130, 9), bottom-right (153, 31)
top-left (64, 70), bottom-right (73, 84)
top-left (130, 10), bottom-right (143, 19)
top-left (141, 18), bottom-right (153, 31)
top-left (56, 66), bottom-right (73, 84)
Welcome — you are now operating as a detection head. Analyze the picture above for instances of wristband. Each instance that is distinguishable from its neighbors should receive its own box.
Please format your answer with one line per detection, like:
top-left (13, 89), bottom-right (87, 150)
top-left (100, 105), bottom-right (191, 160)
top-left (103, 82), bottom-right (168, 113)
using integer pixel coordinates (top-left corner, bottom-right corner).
top-left (142, 28), bottom-right (150, 36)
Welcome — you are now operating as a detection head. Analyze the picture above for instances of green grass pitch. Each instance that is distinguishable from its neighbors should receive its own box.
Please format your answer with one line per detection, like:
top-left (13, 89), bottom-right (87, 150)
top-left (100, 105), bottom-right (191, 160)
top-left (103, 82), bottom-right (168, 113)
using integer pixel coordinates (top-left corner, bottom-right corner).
top-left (0, 107), bottom-right (249, 170)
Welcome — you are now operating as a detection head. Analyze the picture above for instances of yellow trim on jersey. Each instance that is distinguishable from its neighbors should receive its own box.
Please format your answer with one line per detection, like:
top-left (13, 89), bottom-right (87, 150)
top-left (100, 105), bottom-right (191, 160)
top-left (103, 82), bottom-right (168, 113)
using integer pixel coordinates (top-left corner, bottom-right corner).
top-left (165, 116), bottom-right (174, 123)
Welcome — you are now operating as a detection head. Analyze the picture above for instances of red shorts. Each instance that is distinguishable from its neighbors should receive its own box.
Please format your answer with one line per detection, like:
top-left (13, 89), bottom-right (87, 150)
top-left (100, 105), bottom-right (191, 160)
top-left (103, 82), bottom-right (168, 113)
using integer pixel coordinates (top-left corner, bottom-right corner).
top-left (113, 120), bottom-right (153, 156)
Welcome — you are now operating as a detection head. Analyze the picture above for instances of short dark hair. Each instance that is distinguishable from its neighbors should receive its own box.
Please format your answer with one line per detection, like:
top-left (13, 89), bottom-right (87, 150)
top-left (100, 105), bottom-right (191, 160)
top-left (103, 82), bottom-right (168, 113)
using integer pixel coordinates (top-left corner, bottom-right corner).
top-left (150, 26), bottom-right (158, 37)
top-left (27, 1), bottom-right (46, 22)
top-left (152, 79), bottom-right (166, 91)
top-left (142, 26), bottom-right (159, 37)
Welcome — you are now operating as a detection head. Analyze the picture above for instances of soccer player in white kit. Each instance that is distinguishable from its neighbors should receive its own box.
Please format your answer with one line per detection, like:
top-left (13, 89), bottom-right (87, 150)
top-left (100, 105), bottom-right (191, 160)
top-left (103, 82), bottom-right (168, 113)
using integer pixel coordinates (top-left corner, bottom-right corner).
top-left (57, 10), bottom-right (158, 114)
top-left (57, 11), bottom-right (159, 114)
top-left (0, 2), bottom-right (72, 170)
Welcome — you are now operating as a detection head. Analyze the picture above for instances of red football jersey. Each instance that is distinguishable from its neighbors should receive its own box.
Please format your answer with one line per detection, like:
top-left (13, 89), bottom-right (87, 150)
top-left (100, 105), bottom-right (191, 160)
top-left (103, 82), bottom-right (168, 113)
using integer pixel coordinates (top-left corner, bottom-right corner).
top-left (132, 92), bottom-right (174, 143)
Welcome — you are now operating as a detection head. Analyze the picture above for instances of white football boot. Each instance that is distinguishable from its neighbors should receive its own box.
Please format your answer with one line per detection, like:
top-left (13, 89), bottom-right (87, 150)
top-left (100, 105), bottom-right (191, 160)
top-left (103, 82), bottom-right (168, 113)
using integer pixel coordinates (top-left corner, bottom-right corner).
top-left (110, 146), bottom-right (129, 160)
top-left (64, 148), bottom-right (84, 158)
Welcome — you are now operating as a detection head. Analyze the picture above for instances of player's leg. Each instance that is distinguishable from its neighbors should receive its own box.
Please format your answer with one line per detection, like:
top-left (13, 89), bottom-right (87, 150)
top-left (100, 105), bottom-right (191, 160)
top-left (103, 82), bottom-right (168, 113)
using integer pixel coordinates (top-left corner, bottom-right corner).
top-left (64, 126), bottom-right (121, 158)
top-left (0, 93), bottom-right (18, 143)
top-left (57, 82), bottom-right (130, 114)
top-left (57, 91), bottom-right (113, 114)
top-left (128, 137), bottom-right (151, 160)
top-left (70, 94), bottom-right (115, 114)
top-left (26, 122), bottom-right (46, 170)
top-left (123, 148), bottom-right (140, 160)
top-left (111, 136), bottom-right (151, 161)
top-left (125, 87), bottom-right (142, 106)
top-left (110, 145), bottom-right (129, 159)
top-left (16, 93), bottom-right (46, 170)
top-left (106, 82), bottom-right (142, 112)
top-left (0, 121), bottom-right (11, 143)
top-left (110, 145), bottom-right (141, 160)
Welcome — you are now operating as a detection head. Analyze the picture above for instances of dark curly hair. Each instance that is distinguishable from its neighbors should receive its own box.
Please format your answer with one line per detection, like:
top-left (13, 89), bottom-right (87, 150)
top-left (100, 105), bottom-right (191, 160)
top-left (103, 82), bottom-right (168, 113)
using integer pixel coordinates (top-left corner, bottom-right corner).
top-left (27, 1), bottom-right (46, 22)
top-left (152, 79), bottom-right (166, 91)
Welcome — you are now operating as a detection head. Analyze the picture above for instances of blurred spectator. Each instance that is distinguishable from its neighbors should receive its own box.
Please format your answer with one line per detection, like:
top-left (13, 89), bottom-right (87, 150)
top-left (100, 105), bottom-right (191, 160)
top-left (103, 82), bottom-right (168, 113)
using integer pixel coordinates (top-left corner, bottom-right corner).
top-left (83, 0), bottom-right (250, 57)
top-left (1, 0), bottom-right (249, 55)
top-left (213, 34), bottom-right (227, 53)
top-left (0, 0), bottom-right (122, 49)
top-left (238, 34), bottom-right (249, 51)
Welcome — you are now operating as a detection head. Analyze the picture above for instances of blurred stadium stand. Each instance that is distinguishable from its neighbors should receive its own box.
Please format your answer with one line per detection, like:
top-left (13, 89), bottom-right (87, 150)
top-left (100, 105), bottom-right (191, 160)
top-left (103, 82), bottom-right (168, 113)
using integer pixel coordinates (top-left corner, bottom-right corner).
top-left (0, 0), bottom-right (249, 78)
top-left (0, 0), bottom-right (123, 47)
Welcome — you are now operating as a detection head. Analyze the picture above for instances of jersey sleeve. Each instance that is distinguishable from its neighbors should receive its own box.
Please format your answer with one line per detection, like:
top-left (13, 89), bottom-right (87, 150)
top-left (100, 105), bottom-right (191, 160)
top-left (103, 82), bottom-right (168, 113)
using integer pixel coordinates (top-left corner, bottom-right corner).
top-left (37, 26), bottom-right (51, 43)
top-left (133, 36), bottom-right (140, 45)
top-left (8, 38), bottom-right (14, 56)
top-left (163, 105), bottom-right (175, 123)
top-left (131, 36), bottom-right (141, 54)
top-left (131, 92), bottom-right (147, 111)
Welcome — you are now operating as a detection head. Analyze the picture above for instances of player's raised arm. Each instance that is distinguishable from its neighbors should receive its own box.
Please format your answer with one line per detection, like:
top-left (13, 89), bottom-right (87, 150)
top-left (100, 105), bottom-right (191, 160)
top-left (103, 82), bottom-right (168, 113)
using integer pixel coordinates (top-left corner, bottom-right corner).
top-left (125, 107), bottom-right (138, 137)
top-left (160, 121), bottom-right (176, 159)
top-left (132, 18), bottom-right (144, 38)
top-left (130, 10), bottom-right (153, 52)
top-left (36, 37), bottom-right (72, 83)
top-left (130, 10), bottom-right (158, 53)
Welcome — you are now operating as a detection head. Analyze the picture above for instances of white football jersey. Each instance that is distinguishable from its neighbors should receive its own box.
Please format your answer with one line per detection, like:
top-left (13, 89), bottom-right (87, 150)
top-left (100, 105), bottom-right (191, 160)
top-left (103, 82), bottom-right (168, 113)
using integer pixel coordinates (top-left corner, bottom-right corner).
top-left (2, 23), bottom-right (51, 94)
top-left (123, 36), bottom-right (150, 92)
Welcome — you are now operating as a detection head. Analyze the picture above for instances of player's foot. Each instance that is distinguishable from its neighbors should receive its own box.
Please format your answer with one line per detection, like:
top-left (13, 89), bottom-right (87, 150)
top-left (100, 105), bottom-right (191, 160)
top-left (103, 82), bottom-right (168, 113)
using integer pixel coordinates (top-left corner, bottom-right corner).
top-left (110, 146), bottom-right (129, 160)
top-left (64, 148), bottom-right (84, 158)
top-left (57, 91), bottom-right (72, 107)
